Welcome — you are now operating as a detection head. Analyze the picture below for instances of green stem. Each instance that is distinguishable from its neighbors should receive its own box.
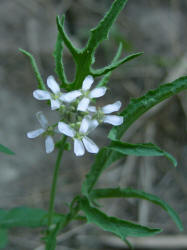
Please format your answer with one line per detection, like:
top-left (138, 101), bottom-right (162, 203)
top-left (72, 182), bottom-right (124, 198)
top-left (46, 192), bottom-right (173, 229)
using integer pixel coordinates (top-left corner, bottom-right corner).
top-left (47, 136), bottom-right (67, 229)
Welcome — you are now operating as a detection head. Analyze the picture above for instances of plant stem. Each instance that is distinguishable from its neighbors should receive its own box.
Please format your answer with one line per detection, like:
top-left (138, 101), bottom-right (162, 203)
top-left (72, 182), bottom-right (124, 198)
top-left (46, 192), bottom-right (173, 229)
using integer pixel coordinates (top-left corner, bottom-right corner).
top-left (47, 136), bottom-right (67, 229)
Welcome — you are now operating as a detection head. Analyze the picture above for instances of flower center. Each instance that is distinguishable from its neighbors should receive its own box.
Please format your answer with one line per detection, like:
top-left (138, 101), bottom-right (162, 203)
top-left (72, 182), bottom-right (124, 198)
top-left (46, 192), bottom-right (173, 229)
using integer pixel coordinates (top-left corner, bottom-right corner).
top-left (52, 92), bottom-right (61, 100)
top-left (74, 132), bottom-right (83, 140)
top-left (93, 108), bottom-right (104, 123)
top-left (81, 90), bottom-right (90, 98)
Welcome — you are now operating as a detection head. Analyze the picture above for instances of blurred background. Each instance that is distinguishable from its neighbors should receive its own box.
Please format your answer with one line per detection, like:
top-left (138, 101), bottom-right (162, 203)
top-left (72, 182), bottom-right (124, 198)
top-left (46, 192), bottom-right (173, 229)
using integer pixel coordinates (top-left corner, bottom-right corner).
top-left (0, 0), bottom-right (187, 249)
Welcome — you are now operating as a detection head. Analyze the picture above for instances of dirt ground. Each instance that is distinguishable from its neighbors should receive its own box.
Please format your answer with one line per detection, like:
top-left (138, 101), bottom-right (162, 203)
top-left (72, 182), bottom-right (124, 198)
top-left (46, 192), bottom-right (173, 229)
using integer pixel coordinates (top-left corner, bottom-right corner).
top-left (0, 0), bottom-right (187, 249)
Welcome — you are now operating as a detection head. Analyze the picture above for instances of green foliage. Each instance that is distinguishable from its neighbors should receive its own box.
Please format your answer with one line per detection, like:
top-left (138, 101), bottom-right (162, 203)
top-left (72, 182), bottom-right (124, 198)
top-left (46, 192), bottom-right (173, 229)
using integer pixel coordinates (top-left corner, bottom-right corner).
top-left (0, 207), bottom-right (66, 249)
top-left (82, 148), bottom-right (124, 196)
top-left (109, 76), bottom-right (187, 140)
top-left (80, 197), bottom-right (161, 240)
top-left (82, 76), bottom-right (186, 197)
top-left (0, 207), bottom-right (62, 229)
top-left (56, 0), bottom-right (140, 90)
top-left (97, 43), bottom-right (123, 87)
top-left (0, 229), bottom-right (8, 249)
top-left (0, 144), bottom-right (14, 155)
top-left (91, 52), bottom-right (143, 77)
top-left (86, 0), bottom-right (128, 55)
top-left (108, 141), bottom-right (177, 167)
top-left (53, 17), bottom-right (69, 89)
top-left (56, 16), bottom-right (81, 60)
top-left (18, 0), bottom-right (186, 248)
top-left (90, 188), bottom-right (183, 231)
top-left (19, 49), bottom-right (46, 90)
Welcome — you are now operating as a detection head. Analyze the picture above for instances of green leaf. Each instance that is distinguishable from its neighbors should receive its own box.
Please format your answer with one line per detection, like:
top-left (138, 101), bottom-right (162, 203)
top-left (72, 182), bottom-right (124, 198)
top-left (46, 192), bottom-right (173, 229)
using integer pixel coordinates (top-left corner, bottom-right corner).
top-left (19, 49), bottom-right (46, 90)
top-left (56, 16), bottom-right (80, 61)
top-left (82, 148), bottom-right (124, 196)
top-left (91, 52), bottom-right (143, 77)
top-left (0, 207), bottom-right (63, 229)
top-left (108, 141), bottom-right (177, 167)
top-left (82, 77), bottom-right (187, 198)
top-left (72, 0), bottom-right (129, 90)
top-left (97, 42), bottom-right (123, 87)
top-left (0, 228), bottom-right (8, 249)
top-left (0, 144), bottom-right (14, 155)
top-left (109, 76), bottom-right (187, 140)
top-left (90, 187), bottom-right (183, 231)
top-left (80, 197), bottom-right (161, 240)
top-left (53, 16), bottom-right (69, 89)
top-left (86, 0), bottom-right (128, 55)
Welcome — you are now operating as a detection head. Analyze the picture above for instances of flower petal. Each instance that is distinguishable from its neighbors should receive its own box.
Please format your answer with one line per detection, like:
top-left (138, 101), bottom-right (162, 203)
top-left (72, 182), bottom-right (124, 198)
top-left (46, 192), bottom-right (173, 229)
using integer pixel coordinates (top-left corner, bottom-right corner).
top-left (87, 119), bottom-right (99, 133)
top-left (74, 139), bottom-right (85, 156)
top-left (82, 75), bottom-right (94, 91)
top-left (89, 87), bottom-right (107, 98)
top-left (51, 99), bottom-right (61, 110)
top-left (58, 122), bottom-right (75, 137)
top-left (79, 117), bottom-right (90, 134)
top-left (59, 93), bottom-right (66, 102)
top-left (27, 128), bottom-right (45, 138)
top-left (36, 111), bottom-right (49, 129)
top-left (103, 115), bottom-right (123, 126)
top-left (47, 75), bottom-right (60, 94)
top-left (77, 97), bottom-right (90, 111)
top-left (33, 90), bottom-right (51, 100)
top-left (82, 136), bottom-right (99, 154)
top-left (62, 90), bottom-right (82, 103)
top-left (45, 135), bottom-right (54, 154)
top-left (102, 101), bottom-right (122, 114)
top-left (88, 106), bottom-right (97, 113)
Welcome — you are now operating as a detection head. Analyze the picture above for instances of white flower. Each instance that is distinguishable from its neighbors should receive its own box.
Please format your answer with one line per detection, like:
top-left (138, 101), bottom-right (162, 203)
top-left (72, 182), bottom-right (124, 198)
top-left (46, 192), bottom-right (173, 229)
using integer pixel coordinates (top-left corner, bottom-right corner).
top-left (58, 117), bottom-right (99, 156)
top-left (33, 76), bottom-right (65, 110)
top-left (62, 75), bottom-right (107, 111)
top-left (88, 101), bottom-right (124, 126)
top-left (27, 111), bottom-right (55, 154)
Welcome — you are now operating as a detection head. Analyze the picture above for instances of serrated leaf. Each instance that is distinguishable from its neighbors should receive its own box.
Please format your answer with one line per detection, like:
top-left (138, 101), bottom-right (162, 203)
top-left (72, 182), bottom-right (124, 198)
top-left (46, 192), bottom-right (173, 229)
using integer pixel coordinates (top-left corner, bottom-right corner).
top-left (82, 77), bottom-right (187, 197)
top-left (0, 207), bottom-right (63, 229)
top-left (82, 148), bottom-right (124, 196)
top-left (108, 141), bottom-right (177, 167)
top-left (0, 144), bottom-right (14, 155)
top-left (109, 76), bottom-right (187, 140)
top-left (90, 187), bottom-right (183, 231)
top-left (19, 49), bottom-right (46, 90)
top-left (91, 52), bottom-right (143, 77)
top-left (86, 0), bottom-right (128, 55)
top-left (0, 228), bottom-right (8, 249)
top-left (80, 197), bottom-right (161, 240)
top-left (72, 0), bottom-right (129, 90)
top-left (53, 16), bottom-right (69, 89)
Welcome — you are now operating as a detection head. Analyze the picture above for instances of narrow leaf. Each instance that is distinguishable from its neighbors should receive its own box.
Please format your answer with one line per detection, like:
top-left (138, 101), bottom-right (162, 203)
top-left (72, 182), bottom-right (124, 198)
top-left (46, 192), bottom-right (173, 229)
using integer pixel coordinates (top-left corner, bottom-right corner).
top-left (92, 52), bottom-right (143, 77)
top-left (80, 197), bottom-right (161, 240)
top-left (109, 76), bottom-right (187, 140)
top-left (108, 141), bottom-right (177, 167)
top-left (97, 43), bottom-right (123, 87)
top-left (82, 148), bottom-right (124, 196)
top-left (19, 49), bottom-right (46, 90)
top-left (53, 17), bottom-right (69, 89)
top-left (56, 16), bottom-right (80, 60)
top-left (83, 77), bottom-right (187, 196)
top-left (90, 187), bottom-right (183, 231)
top-left (0, 144), bottom-right (14, 155)
top-left (86, 0), bottom-right (128, 55)
top-left (0, 207), bottom-right (63, 229)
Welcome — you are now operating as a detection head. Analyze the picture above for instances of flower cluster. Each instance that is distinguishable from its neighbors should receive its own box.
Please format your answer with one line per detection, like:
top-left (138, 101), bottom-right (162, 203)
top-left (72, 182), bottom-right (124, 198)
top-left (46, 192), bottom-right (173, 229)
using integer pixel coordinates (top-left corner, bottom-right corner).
top-left (27, 75), bottom-right (123, 156)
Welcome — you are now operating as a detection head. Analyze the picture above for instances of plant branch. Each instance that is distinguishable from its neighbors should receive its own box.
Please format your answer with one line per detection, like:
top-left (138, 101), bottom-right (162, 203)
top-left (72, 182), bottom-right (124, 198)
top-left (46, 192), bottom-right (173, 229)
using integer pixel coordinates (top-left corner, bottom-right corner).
top-left (47, 136), bottom-right (67, 229)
